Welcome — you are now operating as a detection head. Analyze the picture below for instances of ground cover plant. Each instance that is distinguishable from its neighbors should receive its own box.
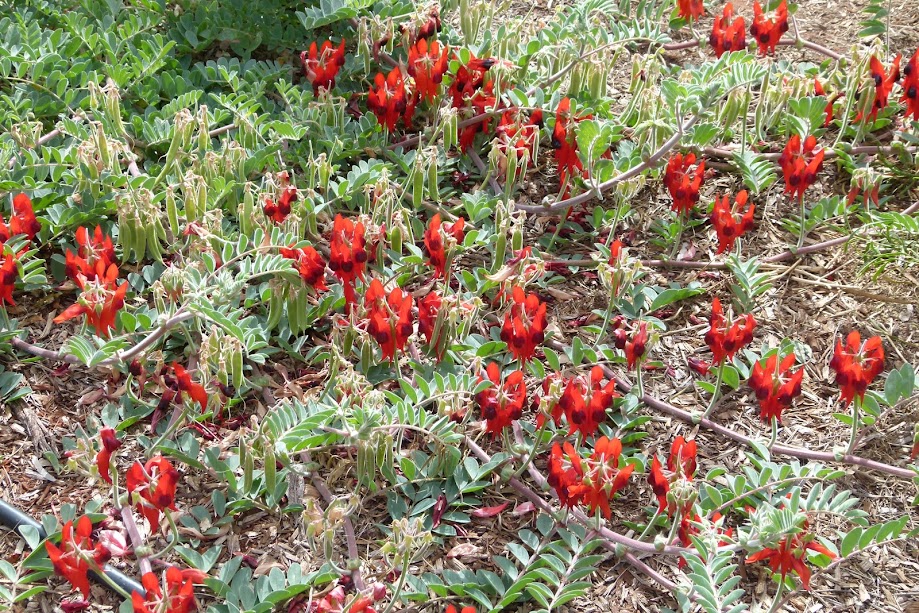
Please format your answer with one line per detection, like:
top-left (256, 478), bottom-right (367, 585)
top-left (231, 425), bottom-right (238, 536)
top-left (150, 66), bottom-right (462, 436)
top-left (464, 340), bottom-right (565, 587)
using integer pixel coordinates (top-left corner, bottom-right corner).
top-left (0, 0), bottom-right (918, 611)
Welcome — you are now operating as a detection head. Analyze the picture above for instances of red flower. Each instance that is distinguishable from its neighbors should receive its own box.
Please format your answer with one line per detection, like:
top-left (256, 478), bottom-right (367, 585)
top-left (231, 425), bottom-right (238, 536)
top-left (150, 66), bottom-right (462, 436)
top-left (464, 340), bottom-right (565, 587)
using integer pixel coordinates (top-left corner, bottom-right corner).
top-left (748, 352), bottom-right (804, 422)
top-left (448, 54), bottom-right (495, 109)
top-left (677, 0), bottom-right (704, 21)
top-left (664, 152), bottom-right (706, 215)
top-left (408, 38), bottom-right (448, 103)
top-left (499, 286), bottom-right (548, 363)
top-left (547, 441), bottom-right (581, 508)
top-left (445, 607), bottom-right (476, 613)
top-left (54, 263), bottom-right (128, 337)
top-left (281, 245), bottom-right (327, 291)
top-left (300, 40), bottom-right (346, 96)
top-left (132, 567), bottom-right (197, 613)
top-left (65, 226), bottom-right (116, 284)
top-left (703, 297), bottom-right (756, 365)
top-left (855, 55), bottom-right (901, 123)
top-left (7, 194), bottom-right (41, 241)
top-left (778, 134), bottom-right (825, 201)
top-left (567, 436), bottom-right (635, 519)
top-left (264, 186), bottom-right (297, 224)
top-left (709, 3), bottom-right (746, 57)
top-left (95, 427), bottom-right (122, 484)
top-left (45, 516), bottom-right (112, 599)
top-left (750, 0), bottom-right (788, 56)
top-left (126, 456), bottom-right (180, 528)
top-left (551, 98), bottom-right (585, 195)
top-left (901, 48), bottom-right (919, 121)
top-left (368, 67), bottom-right (415, 132)
top-left (329, 214), bottom-right (368, 309)
top-left (417, 291), bottom-right (442, 349)
top-left (710, 190), bottom-right (755, 254)
top-left (476, 362), bottom-right (526, 436)
top-left (557, 366), bottom-right (618, 438)
top-left (424, 214), bottom-right (465, 278)
top-left (624, 321), bottom-right (649, 370)
top-left (746, 528), bottom-right (835, 590)
top-left (828, 331), bottom-right (884, 407)
top-left (364, 279), bottom-right (414, 362)
top-left (172, 362), bottom-right (208, 410)
top-left (687, 356), bottom-right (711, 376)
top-left (647, 436), bottom-right (698, 516)
top-left (0, 254), bottom-right (17, 306)
top-left (813, 78), bottom-right (839, 127)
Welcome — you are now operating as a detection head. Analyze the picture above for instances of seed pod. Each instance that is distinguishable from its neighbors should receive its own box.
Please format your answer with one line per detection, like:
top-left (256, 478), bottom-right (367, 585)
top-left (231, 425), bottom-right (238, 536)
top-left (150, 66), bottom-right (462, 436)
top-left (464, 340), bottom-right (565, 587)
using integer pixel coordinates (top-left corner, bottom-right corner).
top-left (231, 342), bottom-right (244, 391)
top-left (504, 145), bottom-right (518, 194)
top-left (360, 338), bottom-right (373, 372)
top-left (145, 224), bottom-right (163, 262)
top-left (266, 285), bottom-right (284, 330)
top-left (412, 165), bottom-right (423, 208)
top-left (198, 105), bottom-right (210, 152)
top-left (492, 232), bottom-right (506, 273)
top-left (264, 443), bottom-right (277, 498)
top-left (389, 223), bottom-right (402, 255)
top-left (242, 439), bottom-right (254, 495)
top-left (427, 154), bottom-right (439, 202)
top-left (166, 186), bottom-right (180, 237)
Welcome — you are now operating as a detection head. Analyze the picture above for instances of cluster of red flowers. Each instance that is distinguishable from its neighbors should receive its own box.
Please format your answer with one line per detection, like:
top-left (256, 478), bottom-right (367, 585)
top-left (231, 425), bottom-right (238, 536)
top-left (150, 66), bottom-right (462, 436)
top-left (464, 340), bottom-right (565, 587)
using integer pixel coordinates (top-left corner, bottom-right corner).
top-left (499, 286), bottom-right (547, 363)
top-left (126, 455), bottom-right (180, 527)
top-left (664, 152), bottom-right (706, 215)
top-left (748, 352), bottom-right (804, 422)
top-left (676, 0), bottom-right (705, 21)
top-left (856, 55), bottom-right (901, 123)
top-left (45, 515), bottom-right (112, 599)
top-left (778, 133), bottom-right (825, 201)
top-left (368, 68), bottom-right (417, 132)
top-left (704, 298), bottom-right (756, 365)
top-left (54, 259), bottom-right (129, 337)
top-left (329, 214), bottom-right (368, 309)
top-left (423, 213), bottom-right (465, 278)
top-left (364, 279), bottom-right (414, 362)
top-left (281, 245), bottom-right (328, 291)
top-left (132, 567), bottom-right (199, 613)
top-left (709, 3), bottom-right (746, 58)
top-left (0, 194), bottom-right (41, 305)
top-left (476, 362), bottom-right (526, 436)
top-left (750, 0), bottom-right (788, 56)
top-left (745, 521), bottom-right (836, 590)
top-left (541, 366), bottom-right (618, 438)
top-left (445, 606), bottom-right (476, 613)
top-left (551, 98), bottom-right (588, 196)
top-left (547, 437), bottom-right (634, 518)
top-left (0, 193), bottom-right (41, 243)
top-left (408, 38), bottom-right (449, 103)
top-left (904, 49), bottom-right (919, 120)
top-left (829, 331), bottom-right (884, 407)
top-left (610, 318), bottom-right (649, 371)
top-left (710, 190), bottom-right (755, 254)
top-left (453, 55), bottom-right (500, 150)
top-left (65, 226), bottom-right (116, 284)
top-left (647, 437), bottom-right (698, 521)
top-left (300, 39), bottom-right (346, 96)
top-left (264, 185), bottom-right (298, 224)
